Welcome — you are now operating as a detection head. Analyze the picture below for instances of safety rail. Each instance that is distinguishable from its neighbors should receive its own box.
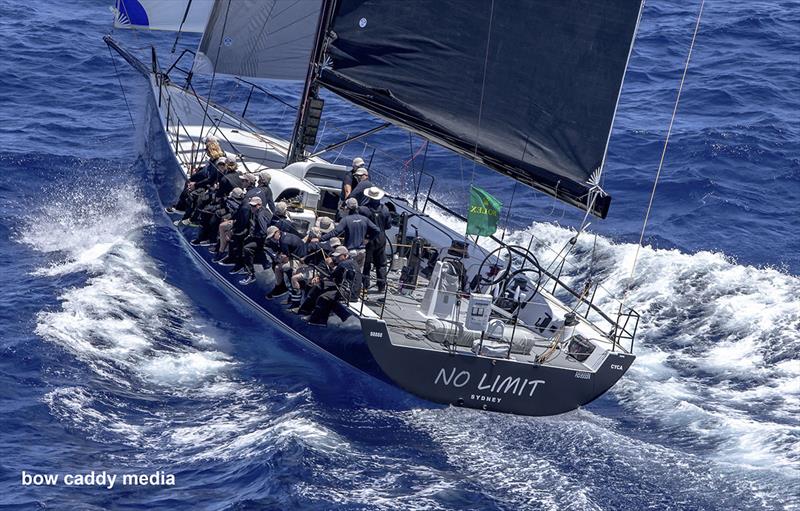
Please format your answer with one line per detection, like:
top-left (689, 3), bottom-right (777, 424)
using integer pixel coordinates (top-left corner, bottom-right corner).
top-left (611, 306), bottom-right (639, 353)
top-left (385, 198), bottom-right (638, 354)
top-left (150, 45), bottom-right (286, 174)
top-left (141, 42), bottom-right (639, 355)
top-left (163, 90), bottom-right (202, 172)
top-left (164, 48), bottom-right (196, 81)
top-left (106, 36), bottom-right (416, 192)
top-left (363, 266), bottom-right (629, 362)
top-left (545, 248), bottom-right (639, 351)
top-left (416, 171), bottom-right (436, 213)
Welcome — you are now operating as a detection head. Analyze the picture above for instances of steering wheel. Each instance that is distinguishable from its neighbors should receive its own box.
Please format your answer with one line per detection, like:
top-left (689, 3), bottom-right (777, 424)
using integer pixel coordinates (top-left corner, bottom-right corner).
top-left (475, 245), bottom-right (513, 287)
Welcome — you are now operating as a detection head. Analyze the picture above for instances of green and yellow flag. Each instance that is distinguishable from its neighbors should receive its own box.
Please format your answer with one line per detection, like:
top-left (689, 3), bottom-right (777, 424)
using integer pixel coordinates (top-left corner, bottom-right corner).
top-left (466, 185), bottom-right (502, 237)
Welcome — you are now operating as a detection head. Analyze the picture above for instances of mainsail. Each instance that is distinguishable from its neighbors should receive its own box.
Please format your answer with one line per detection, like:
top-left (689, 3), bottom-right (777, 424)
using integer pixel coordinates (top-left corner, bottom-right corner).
top-left (113, 0), bottom-right (212, 32)
top-left (314, 0), bottom-right (643, 217)
top-left (193, 0), bottom-right (322, 81)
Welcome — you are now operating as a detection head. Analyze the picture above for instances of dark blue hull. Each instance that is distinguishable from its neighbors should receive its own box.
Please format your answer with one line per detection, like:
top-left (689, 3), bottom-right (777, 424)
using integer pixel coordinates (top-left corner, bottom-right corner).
top-left (142, 97), bottom-right (388, 382)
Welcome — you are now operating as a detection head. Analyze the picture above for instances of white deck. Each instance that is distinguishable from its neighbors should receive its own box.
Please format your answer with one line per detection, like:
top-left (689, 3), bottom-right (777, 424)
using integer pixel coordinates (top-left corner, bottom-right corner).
top-left (155, 78), bottom-right (291, 176)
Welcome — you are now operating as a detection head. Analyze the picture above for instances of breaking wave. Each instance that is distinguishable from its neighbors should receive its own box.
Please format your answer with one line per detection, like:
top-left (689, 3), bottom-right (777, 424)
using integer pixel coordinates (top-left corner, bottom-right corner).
top-left (21, 180), bottom-right (336, 465)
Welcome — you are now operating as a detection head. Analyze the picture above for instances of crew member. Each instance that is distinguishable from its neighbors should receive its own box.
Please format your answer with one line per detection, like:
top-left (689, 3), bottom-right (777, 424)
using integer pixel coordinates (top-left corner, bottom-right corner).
top-left (243, 171), bottom-right (274, 215)
top-left (239, 196), bottom-right (271, 285)
top-left (361, 186), bottom-right (391, 292)
top-left (167, 136), bottom-right (223, 214)
top-left (341, 156), bottom-right (365, 200)
top-left (218, 173), bottom-right (258, 269)
top-left (321, 198), bottom-right (379, 272)
top-left (303, 246), bottom-right (361, 326)
top-left (271, 202), bottom-right (302, 237)
top-left (348, 167), bottom-right (374, 205)
top-left (264, 226), bottom-right (306, 299)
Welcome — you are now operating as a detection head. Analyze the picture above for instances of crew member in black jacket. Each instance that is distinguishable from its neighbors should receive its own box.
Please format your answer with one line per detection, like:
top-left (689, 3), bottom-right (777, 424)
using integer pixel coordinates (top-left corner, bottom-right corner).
top-left (218, 174), bottom-right (257, 268)
top-left (321, 197), bottom-right (379, 272)
top-left (361, 187), bottom-right (391, 292)
top-left (271, 202), bottom-right (302, 236)
top-left (243, 170), bottom-right (275, 215)
top-left (341, 156), bottom-right (365, 201)
top-left (180, 156), bottom-right (225, 224)
top-left (167, 136), bottom-right (223, 215)
top-left (348, 167), bottom-right (374, 205)
top-left (303, 246), bottom-right (361, 326)
top-left (215, 158), bottom-right (243, 199)
top-left (239, 196), bottom-right (272, 285)
top-left (195, 186), bottom-right (245, 248)
top-left (264, 226), bottom-right (306, 299)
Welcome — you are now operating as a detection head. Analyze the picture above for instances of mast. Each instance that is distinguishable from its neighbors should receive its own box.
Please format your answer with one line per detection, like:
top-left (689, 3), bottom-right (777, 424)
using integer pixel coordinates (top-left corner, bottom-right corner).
top-left (286, 0), bottom-right (338, 165)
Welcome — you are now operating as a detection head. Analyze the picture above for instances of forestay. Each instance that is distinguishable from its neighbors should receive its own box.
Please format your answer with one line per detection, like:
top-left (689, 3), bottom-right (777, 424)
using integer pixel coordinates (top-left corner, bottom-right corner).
top-left (318, 0), bottom-right (643, 217)
top-left (113, 0), bottom-right (213, 32)
top-left (193, 0), bottom-right (322, 81)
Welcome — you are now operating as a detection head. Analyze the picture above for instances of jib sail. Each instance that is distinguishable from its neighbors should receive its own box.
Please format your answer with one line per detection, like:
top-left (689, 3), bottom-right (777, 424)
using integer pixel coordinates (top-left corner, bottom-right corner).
top-left (193, 0), bottom-right (323, 81)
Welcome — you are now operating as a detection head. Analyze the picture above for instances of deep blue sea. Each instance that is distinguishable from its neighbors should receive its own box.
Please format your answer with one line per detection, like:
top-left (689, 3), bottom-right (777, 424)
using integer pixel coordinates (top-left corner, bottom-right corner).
top-left (1, 1), bottom-right (798, 510)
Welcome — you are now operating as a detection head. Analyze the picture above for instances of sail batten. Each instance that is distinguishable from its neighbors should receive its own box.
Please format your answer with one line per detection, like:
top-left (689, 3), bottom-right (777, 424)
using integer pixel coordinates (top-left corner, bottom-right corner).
top-left (316, 0), bottom-right (643, 217)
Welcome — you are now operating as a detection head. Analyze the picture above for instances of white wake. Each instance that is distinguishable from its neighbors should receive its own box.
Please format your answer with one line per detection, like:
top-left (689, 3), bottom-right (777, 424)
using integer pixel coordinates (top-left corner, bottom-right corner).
top-left (20, 182), bottom-right (338, 463)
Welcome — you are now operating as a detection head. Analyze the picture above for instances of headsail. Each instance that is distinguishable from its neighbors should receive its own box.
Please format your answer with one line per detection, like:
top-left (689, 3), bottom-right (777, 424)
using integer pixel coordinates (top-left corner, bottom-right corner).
top-left (316, 0), bottom-right (643, 218)
top-left (113, 0), bottom-right (212, 32)
top-left (193, 0), bottom-right (322, 81)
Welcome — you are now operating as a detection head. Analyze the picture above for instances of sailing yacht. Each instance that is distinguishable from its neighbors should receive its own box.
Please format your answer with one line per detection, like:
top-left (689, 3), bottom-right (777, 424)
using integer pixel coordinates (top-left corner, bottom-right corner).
top-left (106, 0), bottom-right (643, 416)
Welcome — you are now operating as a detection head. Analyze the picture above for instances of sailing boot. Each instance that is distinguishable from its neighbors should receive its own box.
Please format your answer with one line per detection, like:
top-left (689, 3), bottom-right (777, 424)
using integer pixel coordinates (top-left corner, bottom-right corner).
top-left (217, 255), bottom-right (237, 267)
top-left (266, 283), bottom-right (289, 300)
top-left (307, 307), bottom-right (329, 326)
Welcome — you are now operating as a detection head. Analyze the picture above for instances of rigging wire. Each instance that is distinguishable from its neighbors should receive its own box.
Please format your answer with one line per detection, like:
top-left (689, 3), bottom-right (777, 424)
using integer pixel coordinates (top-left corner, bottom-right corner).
top-left (170, 0), bottom-right (194, 53)
top-left (107, 44), bottom-right (136, 129)
top-left (540, 1), bottom-right (647, 293)
top-left (500, 181), bottom-right (517, 242)
top-left (471, 0), bottom-right (495, 162)
top-left (625, 0), bottom-right (705, 302)
top-left (464, 0), bottom-right (495, 245)
top-left (546, 181), bottom-right (561, 217)
top-left (197, 0), bottom-right (233, 154)
top-left (597, 0), bottom-right (647, 182)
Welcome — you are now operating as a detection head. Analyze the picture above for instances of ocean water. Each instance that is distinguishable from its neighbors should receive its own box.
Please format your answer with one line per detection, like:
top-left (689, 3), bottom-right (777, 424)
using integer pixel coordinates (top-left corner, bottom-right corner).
top-left (1, 1), bottom-right (798, 510)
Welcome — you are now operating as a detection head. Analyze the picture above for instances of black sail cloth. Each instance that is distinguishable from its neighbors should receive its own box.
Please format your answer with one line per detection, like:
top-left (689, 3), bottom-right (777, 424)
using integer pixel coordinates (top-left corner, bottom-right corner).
top-left (317, 0), bottom-right (642, 218)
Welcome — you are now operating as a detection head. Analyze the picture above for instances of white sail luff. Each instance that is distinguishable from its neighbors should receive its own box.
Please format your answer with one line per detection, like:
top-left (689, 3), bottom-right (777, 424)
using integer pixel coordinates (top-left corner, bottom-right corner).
top-left (192, 0), bottom-right (322, 81)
